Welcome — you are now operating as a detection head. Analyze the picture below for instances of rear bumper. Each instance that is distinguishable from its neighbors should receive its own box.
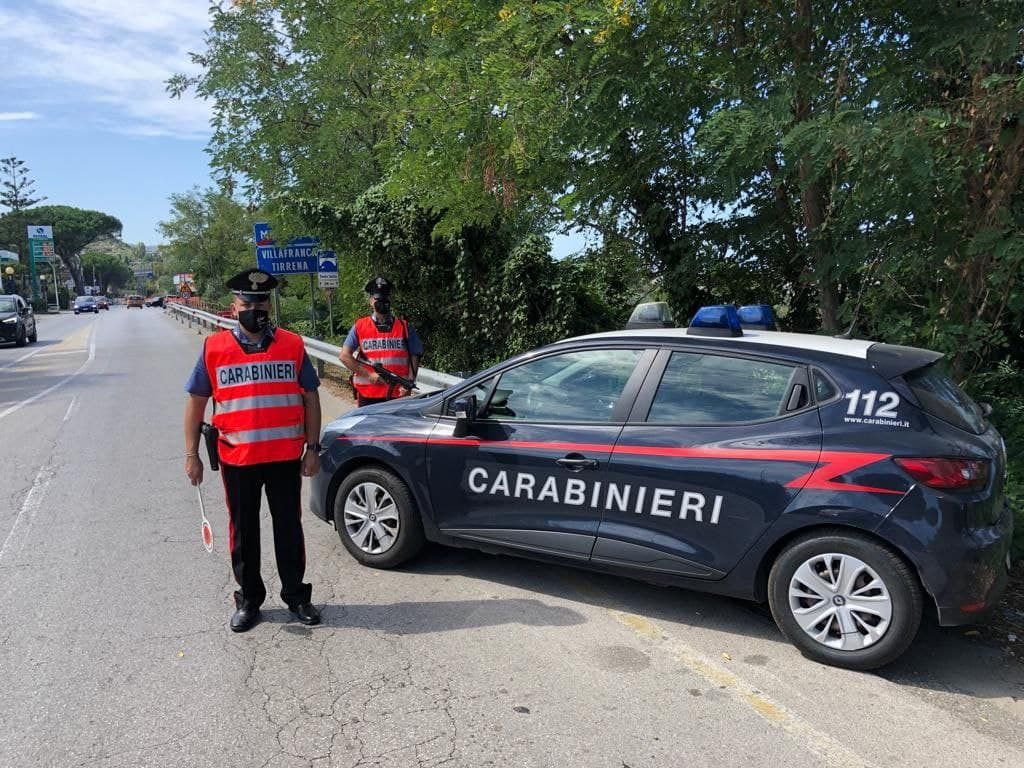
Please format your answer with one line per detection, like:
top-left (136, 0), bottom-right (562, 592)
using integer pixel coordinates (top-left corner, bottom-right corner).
top-left (881, 500), bottom-right (1014, 626)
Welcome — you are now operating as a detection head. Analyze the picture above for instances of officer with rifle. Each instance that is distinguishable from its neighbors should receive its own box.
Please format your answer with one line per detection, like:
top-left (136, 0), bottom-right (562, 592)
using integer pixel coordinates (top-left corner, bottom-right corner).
top-left (339, 276), bottom-right (423, 407)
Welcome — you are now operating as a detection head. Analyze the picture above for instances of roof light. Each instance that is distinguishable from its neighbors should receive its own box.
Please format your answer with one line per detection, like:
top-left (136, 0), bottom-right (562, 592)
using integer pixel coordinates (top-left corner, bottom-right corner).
top-left (688, 305), bottom-right (743, 337)
top-left (738, 304), bottom-right (777, 331)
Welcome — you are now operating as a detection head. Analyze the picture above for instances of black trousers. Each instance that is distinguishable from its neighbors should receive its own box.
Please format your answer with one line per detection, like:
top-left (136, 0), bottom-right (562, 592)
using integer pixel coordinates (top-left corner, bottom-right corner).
top-left (357, 394), bottom-right (391, 407)
top-left (220, 459), bottom-right (312, 610)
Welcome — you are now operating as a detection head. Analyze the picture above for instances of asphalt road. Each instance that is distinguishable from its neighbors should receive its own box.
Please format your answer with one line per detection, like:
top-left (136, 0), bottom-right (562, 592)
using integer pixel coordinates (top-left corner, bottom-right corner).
top-left (1, 307), bottom-right (1023, 768)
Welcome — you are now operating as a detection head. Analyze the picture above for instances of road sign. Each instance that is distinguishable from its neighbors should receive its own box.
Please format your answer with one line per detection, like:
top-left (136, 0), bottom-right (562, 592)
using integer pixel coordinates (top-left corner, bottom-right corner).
top-left (27, 225), bottom-right (52, 239)
top-left (317, 249), bottom-right (338, 289)
top-left (253, 222), bottom-right (320, 275)
top-left (26, 224), bottom-right (54, 302)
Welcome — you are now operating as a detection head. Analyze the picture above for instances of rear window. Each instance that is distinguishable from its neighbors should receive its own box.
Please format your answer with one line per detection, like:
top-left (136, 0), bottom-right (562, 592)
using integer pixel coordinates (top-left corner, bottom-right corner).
top-left (904, 364), bottom-right (986, 434)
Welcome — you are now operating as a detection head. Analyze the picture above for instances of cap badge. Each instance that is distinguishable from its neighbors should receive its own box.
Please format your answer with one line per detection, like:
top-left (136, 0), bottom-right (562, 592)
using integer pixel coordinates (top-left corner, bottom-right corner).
top-left (248, 271), bottom-right (269, 291)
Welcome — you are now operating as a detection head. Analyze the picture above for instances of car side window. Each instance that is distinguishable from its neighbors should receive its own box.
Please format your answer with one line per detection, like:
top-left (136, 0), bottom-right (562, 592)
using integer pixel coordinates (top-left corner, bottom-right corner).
top-left (647, 352), bottom-right (796, 424)
top-left (481, 348), bottom-right (644, 423)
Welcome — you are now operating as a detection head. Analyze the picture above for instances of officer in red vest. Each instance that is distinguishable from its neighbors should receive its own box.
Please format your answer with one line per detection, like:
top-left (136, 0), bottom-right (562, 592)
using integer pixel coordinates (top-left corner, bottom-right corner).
top-left (183, 269), bottom-right (322, 632)
top-left (339, 276), bottom-right (423, 407)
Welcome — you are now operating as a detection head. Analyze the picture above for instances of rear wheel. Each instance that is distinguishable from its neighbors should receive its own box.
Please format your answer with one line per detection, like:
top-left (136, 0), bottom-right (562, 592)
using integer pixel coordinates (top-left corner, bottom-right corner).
top-left (768, 531), bottom-right (922, 670)
top-left (333, 466), bottom-right (425, 568)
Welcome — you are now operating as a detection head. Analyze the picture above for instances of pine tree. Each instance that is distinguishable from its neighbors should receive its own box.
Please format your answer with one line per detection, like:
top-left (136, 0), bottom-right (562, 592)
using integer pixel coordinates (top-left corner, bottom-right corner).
top-left (0, 156), bottom-right (45, 212)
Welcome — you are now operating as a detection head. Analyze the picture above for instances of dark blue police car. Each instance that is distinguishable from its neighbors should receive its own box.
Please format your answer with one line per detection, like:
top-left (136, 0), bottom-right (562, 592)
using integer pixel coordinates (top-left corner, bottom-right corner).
top-left (310, 305), bottom-right (1012, 670)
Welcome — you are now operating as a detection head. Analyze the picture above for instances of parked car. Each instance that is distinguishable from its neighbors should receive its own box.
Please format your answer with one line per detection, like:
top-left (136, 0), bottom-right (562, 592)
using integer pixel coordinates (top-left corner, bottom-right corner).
top-left (73, 296), bottom-right (99, 315)
top-left (0, 294), bottom-right (37, 347)
top-left (96, 296), bottom-right (110, 310)
top-left (127, 295), bottom-right (144, 308)
top-left (311, 304), bottom-right (1011, 671)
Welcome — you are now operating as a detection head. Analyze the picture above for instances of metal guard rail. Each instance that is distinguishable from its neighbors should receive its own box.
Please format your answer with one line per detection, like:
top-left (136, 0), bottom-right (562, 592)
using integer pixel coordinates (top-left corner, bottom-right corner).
top-left (165, 302), bottom-right (464, 395)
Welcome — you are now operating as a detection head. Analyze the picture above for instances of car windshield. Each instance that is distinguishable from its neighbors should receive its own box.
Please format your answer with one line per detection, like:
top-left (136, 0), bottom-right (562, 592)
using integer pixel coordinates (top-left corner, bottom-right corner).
top-left (0, 297), bottom-right (17, 312)
top-left (76, 297), bottom-right (94, 304)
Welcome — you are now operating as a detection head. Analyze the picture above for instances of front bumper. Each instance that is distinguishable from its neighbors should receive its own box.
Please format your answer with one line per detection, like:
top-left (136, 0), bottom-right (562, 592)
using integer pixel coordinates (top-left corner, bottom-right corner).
top-left (309, 455), bottom-right (334, 524)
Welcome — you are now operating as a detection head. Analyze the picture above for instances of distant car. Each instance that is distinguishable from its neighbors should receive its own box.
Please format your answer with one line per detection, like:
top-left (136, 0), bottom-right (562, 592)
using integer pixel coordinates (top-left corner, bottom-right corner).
top-left (96, 296), bottom-right (110, 310)
top-left (145, 295), bottom-right (165, 308)
top-left (127, 295), bottom-right (144, 308)
top-left (73, 296), bottom-right (99, 315)
top-left (0, 294), bottom-right (37, 347)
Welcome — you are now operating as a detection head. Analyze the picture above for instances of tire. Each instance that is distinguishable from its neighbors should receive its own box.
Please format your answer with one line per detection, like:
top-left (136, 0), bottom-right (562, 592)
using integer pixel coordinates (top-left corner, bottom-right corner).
top-left (767, 530), bottom-right (922, 670)
top-left (332, 466), bottom-right (425, 568)
top-left (28, 327), bottom-right (37, 343)
top-left (14, 326), bottom-right (26, 347)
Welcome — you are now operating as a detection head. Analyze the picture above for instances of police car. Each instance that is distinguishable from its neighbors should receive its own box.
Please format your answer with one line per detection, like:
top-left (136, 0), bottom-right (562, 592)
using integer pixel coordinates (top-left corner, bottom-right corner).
top-left (311, 305), bottom-right (1012, 670)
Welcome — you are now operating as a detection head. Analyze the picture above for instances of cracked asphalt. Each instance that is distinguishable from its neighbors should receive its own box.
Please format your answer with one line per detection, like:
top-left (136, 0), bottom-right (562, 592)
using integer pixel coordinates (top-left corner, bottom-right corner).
top-left (2, 307), bottom-right (1024, 767)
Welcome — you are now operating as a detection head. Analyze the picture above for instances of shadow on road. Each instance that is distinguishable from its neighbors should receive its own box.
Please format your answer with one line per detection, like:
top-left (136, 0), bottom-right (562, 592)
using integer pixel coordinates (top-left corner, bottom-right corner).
top-left (393, 544), bottom-right (1024, 701)
top-left (257, 597), bottom-right (585, 633)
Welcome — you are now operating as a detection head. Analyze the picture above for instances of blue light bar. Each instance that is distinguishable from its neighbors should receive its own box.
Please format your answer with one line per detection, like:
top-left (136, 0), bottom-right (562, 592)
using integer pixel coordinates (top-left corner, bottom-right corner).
top-left (689, 304), bottom-right (743, 337)
top-left (737, 304), bottom-right (777, 331)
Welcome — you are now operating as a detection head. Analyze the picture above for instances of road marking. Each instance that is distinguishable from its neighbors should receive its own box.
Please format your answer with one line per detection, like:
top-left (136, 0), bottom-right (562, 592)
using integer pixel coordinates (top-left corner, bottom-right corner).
top-left (0, 325), bottom-right (96, 423)
top-left (32, 349), bottom-right (90, 358)
top-left (609, 610), bottom-right (875, 768)
top-left (0, 348), bottom-right (43, 370)
top-left (0, 461), bottom-right (54, 564)
top-left (63, 395), bottom-right (78, 422)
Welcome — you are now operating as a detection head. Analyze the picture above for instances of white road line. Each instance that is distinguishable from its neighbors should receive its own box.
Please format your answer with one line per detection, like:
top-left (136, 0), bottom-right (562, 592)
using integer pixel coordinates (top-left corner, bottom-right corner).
top-left (0, 325), bottom-right (96, 423)
top-left (0, 461), bottom-right (54, 564)
top-left (0, 348), bottom-right (43, 370)
top-left (63, 395), bottom-right (78, 422)
top-left (32, 350), bottom-right (90, 358)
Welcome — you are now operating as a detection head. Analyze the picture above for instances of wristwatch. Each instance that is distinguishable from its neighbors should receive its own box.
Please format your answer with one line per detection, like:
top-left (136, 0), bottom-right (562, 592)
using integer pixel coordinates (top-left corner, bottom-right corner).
top-left (306, 442), bottom-right (321, 452)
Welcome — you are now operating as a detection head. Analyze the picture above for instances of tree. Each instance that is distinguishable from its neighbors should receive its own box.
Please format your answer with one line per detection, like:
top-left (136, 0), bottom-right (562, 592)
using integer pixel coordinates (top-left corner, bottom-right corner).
top-left (0, 205), bottom-right (123, 294)
top-left (81, 252), bottom-right (132, 292)
top-left (0, 156), bottom-right (45, 212)
top-left (158, 187), bottom-right (258, 302)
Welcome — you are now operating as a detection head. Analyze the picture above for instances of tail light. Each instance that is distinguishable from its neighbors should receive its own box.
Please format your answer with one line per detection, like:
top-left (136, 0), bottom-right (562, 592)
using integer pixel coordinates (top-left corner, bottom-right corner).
top-left (894, 457), bottom-right (989, 491)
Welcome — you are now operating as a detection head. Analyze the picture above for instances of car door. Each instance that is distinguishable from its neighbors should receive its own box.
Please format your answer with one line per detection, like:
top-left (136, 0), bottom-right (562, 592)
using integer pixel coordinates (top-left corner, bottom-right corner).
top-left (426, 346), bottom-right (653, 561)
top-left (593, 348), bottom-right (822, 579)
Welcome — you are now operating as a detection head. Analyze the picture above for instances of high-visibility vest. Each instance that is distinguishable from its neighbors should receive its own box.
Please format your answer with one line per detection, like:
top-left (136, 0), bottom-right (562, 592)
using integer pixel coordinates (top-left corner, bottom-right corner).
top-left (205, 329), bottom-right (306, 466)
top-left (352, 316), bottom-right (412, 400)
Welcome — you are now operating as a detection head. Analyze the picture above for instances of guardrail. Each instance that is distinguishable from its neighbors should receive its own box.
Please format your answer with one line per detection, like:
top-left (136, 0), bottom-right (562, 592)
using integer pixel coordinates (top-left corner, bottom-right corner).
top-left (165, 302), bottom-right (464, 395)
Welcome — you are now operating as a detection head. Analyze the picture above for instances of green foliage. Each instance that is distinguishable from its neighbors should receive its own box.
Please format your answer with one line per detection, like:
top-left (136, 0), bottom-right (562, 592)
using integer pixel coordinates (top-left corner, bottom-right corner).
top-left (0, 205), bottom-right (122, 293)
top-left (0, 156), bottom-right (45, 212)
top-left (81, 251), bottom-right (132, 292)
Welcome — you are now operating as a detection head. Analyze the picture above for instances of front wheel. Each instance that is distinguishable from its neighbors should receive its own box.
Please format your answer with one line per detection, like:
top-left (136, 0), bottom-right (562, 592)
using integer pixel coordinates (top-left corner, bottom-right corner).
top-left (15, 327), bottom-right (27, 347)
top-left (333, 466), bottom-right (425, 568)
top-left (28, 326), bottom-right (37, 343)
top-left (768, 531), bottom-right (922, 670)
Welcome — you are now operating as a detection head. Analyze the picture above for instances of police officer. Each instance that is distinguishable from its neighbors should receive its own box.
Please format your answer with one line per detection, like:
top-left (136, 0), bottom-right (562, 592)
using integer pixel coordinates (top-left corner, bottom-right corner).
top-left (339, 276), bottom-right (423, 407)
top-left (183, 269), bottom-right (322, 632)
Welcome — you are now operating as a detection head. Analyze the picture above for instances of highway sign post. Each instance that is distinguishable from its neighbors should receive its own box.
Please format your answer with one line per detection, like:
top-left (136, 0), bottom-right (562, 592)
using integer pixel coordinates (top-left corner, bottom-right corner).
top-left (253, 223), bottom-right (325, 332)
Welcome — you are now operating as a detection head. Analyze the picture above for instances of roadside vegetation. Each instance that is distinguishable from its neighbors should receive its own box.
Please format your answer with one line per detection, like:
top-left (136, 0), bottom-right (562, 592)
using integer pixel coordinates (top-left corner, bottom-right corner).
top-left (151, 1), bottom-right (1020, 554)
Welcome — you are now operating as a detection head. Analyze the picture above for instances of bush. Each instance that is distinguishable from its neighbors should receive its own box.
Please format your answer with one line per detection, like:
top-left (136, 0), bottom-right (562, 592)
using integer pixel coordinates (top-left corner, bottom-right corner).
top-left (966, 361), bottom-right (1024, 559)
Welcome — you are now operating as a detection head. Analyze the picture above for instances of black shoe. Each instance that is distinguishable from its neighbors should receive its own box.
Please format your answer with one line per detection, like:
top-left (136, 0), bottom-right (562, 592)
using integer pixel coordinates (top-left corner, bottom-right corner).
top-left (230, 606), bottom-right (260, 632)
top-left (289, 602), bottom-right (321, 625)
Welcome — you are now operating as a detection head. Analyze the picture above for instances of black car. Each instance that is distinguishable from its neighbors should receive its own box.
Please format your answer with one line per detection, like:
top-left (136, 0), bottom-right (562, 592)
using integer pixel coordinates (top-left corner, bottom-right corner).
top-left (96, 296), bottom-right (110, 310)
top-left (73, 295), bottom-right (99, 314)
top-left (310, 304), bottom-right (1012, 670)
top-left (0, 294), bottom-right (37, 346)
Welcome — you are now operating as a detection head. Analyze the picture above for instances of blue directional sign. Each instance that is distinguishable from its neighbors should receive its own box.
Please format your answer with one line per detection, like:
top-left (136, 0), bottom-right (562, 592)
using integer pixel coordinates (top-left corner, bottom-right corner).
top-left (253, 223), bottom-right (320, 275)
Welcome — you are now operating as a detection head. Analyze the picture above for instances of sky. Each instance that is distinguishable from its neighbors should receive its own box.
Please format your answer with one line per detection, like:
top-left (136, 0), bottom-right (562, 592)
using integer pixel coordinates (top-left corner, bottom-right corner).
top-left (0, 1), bottom-right (220, 245)
top-left (0, 0), bottom-right (585, 256)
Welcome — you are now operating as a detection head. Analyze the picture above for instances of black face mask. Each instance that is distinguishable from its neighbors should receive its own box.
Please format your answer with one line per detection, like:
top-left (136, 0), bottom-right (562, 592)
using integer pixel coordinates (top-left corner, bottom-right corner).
top-left (372, 298), bottom-right (391, 316)
top-left (238, 308), bottom-right (270, 333)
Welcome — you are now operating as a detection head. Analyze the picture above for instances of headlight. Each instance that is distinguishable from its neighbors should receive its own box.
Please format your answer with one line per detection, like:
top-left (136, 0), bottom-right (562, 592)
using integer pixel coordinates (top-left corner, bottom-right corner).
top-left (2, 317), bottom-right (17, 324)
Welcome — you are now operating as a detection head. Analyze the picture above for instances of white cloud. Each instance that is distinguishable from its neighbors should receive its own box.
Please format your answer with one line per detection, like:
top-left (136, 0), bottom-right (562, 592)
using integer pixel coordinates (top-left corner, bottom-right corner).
top-left (0, 112), bottom-right (40, 121)
top-left (0, 0), bottom-right (213, 139)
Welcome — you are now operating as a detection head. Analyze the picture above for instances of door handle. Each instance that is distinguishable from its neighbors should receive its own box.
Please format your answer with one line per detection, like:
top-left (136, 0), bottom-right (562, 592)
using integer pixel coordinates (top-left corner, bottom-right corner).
top-left (556, 454), bottom-right (599, 472)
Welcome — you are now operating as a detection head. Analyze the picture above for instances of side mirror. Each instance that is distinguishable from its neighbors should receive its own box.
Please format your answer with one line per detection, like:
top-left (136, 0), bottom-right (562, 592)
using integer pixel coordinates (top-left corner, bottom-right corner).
top-left (452, 394), bottom-right (477, 438)
top-left (980, 402), bottom-right (993, 418)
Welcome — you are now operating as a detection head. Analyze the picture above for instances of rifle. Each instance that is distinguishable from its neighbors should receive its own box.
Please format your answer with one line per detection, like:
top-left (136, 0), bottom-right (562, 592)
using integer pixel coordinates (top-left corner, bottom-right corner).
top-left (355, 354), bottom-right (416, 397)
